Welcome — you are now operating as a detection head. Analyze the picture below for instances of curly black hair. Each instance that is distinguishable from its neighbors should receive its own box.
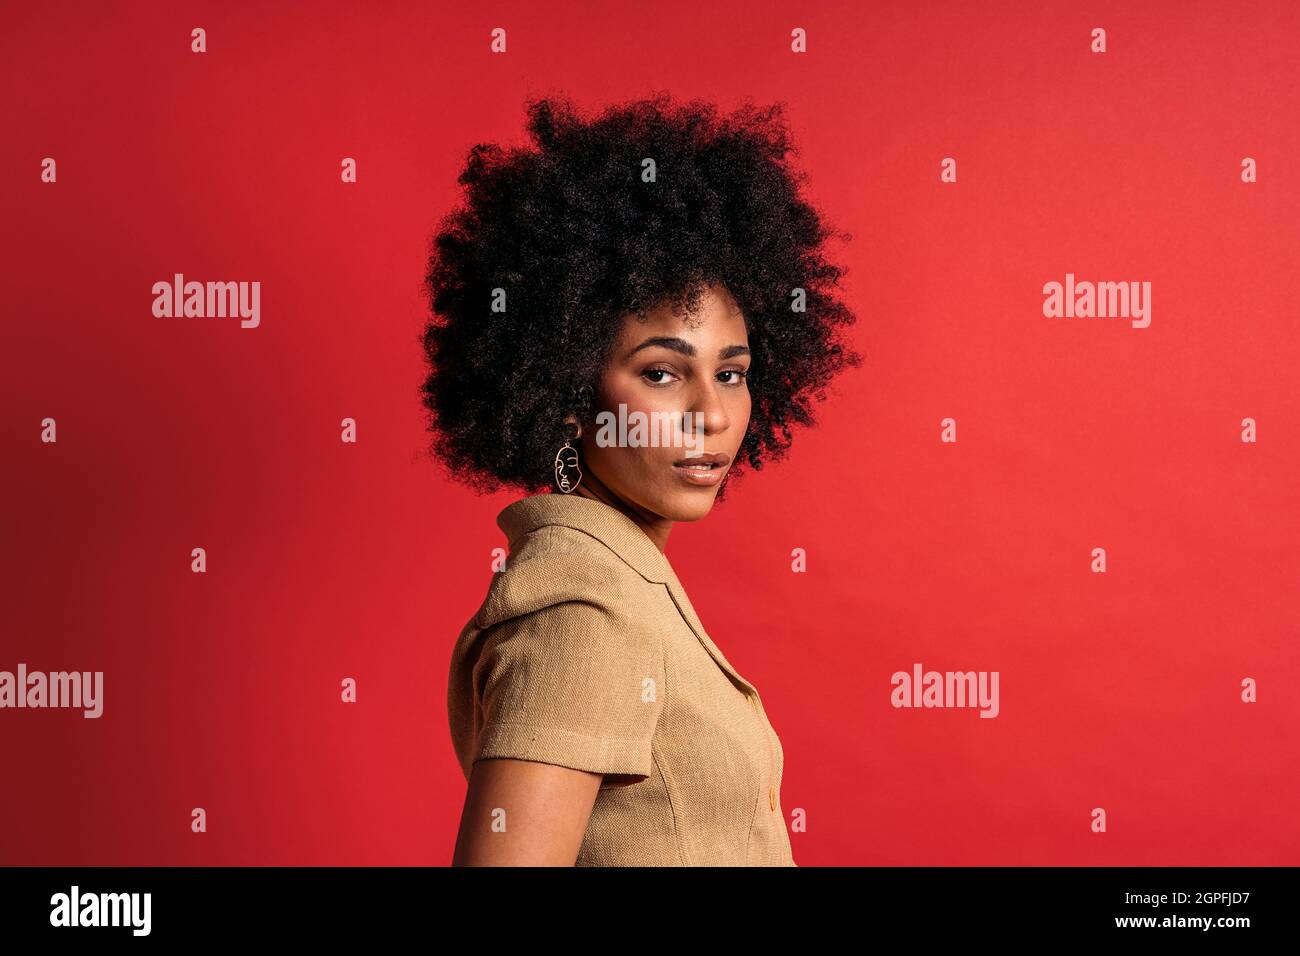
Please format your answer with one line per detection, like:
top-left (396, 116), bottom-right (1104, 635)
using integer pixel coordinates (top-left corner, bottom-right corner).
top-left (420, 91), bottom-right (861, 500)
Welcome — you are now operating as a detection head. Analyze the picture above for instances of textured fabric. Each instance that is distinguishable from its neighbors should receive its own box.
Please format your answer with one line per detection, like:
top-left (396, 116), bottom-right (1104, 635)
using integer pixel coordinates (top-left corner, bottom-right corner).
top-left (447, 491), bottom-right (797, 866)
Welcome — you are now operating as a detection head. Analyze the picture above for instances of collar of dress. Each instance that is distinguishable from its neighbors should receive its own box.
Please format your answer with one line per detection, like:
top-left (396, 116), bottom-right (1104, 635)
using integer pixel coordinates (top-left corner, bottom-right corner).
top-left (496, 492), bottom-right (758, 697)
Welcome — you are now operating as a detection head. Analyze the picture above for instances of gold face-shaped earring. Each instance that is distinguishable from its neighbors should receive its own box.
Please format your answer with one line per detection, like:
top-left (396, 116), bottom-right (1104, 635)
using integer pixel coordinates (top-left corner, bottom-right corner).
top-left (554, 438), bottom-right (582, 493)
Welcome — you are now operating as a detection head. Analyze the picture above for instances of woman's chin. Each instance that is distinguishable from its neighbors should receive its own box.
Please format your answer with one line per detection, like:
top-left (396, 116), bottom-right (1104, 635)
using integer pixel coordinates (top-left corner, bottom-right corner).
top-left (656, 489), bottom-right (721, 522)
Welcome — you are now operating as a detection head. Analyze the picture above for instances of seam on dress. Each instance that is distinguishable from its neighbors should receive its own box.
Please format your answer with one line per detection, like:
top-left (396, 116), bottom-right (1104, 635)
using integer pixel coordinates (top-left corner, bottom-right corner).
top-left (651, 739), bottom-right (687, 866)
top-left (655, 631), bottom-right (688, 866)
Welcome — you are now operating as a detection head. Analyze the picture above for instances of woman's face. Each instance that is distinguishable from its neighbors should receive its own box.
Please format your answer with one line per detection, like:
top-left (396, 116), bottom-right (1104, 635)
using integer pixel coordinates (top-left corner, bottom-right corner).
top-left (577, 283), bottom-right (752, 523)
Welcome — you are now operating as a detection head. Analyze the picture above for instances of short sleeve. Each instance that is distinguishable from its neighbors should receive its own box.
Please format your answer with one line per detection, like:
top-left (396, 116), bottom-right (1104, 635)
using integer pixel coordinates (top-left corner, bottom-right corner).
top-left (469, 597), bottom-right (665, 778)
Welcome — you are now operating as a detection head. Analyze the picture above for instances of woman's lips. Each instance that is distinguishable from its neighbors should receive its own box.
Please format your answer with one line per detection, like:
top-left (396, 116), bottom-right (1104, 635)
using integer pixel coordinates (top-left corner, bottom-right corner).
top-left (671, 453), bottom-right (729, 486)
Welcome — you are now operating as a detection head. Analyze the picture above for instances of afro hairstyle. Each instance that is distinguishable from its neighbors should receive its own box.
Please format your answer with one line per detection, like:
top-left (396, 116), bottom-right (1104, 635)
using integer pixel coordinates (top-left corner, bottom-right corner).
top-left (420, 91), bottom-right (861, 500)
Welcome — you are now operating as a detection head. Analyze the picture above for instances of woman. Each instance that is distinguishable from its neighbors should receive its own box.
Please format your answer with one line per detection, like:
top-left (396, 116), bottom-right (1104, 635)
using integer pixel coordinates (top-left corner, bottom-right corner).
top-left (422, 93), bottom-right (860, 865)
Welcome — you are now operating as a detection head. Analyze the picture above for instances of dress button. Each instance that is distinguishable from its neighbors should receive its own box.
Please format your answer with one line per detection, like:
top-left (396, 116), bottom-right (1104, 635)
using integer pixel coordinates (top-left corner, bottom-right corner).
top-left (769, 786), bottom-right (777, 811)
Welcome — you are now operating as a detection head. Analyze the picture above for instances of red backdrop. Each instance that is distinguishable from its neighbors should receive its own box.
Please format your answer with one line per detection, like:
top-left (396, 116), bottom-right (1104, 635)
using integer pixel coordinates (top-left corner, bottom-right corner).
top-left (2, 0), bottom-right (1297, 866)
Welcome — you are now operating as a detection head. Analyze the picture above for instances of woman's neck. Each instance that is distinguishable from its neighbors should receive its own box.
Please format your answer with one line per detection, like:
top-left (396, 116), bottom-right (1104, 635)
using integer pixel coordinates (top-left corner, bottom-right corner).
top-left (571, 478), bottom-right (672, 554)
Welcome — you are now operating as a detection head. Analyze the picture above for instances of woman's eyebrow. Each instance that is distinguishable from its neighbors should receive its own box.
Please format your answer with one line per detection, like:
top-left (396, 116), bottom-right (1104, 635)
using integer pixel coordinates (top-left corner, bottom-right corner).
top-left (625, 336), bottom-right (751, 360)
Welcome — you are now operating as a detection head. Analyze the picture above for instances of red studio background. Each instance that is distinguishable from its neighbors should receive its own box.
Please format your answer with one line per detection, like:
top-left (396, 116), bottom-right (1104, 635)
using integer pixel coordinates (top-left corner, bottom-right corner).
top-left (2, 0), bottom-right (1298, 867)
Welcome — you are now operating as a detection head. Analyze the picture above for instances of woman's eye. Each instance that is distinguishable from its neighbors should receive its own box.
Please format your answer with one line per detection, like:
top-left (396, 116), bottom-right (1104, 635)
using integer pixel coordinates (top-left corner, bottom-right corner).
top-left (641, 367), bottom-right (749, 385)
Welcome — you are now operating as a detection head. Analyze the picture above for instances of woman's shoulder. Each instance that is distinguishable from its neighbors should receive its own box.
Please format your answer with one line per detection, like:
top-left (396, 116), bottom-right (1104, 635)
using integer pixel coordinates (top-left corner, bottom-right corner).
top-left (472, 523), bottom-right (649, 630)
top-left (447, 520), bottom-right (669, 783)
